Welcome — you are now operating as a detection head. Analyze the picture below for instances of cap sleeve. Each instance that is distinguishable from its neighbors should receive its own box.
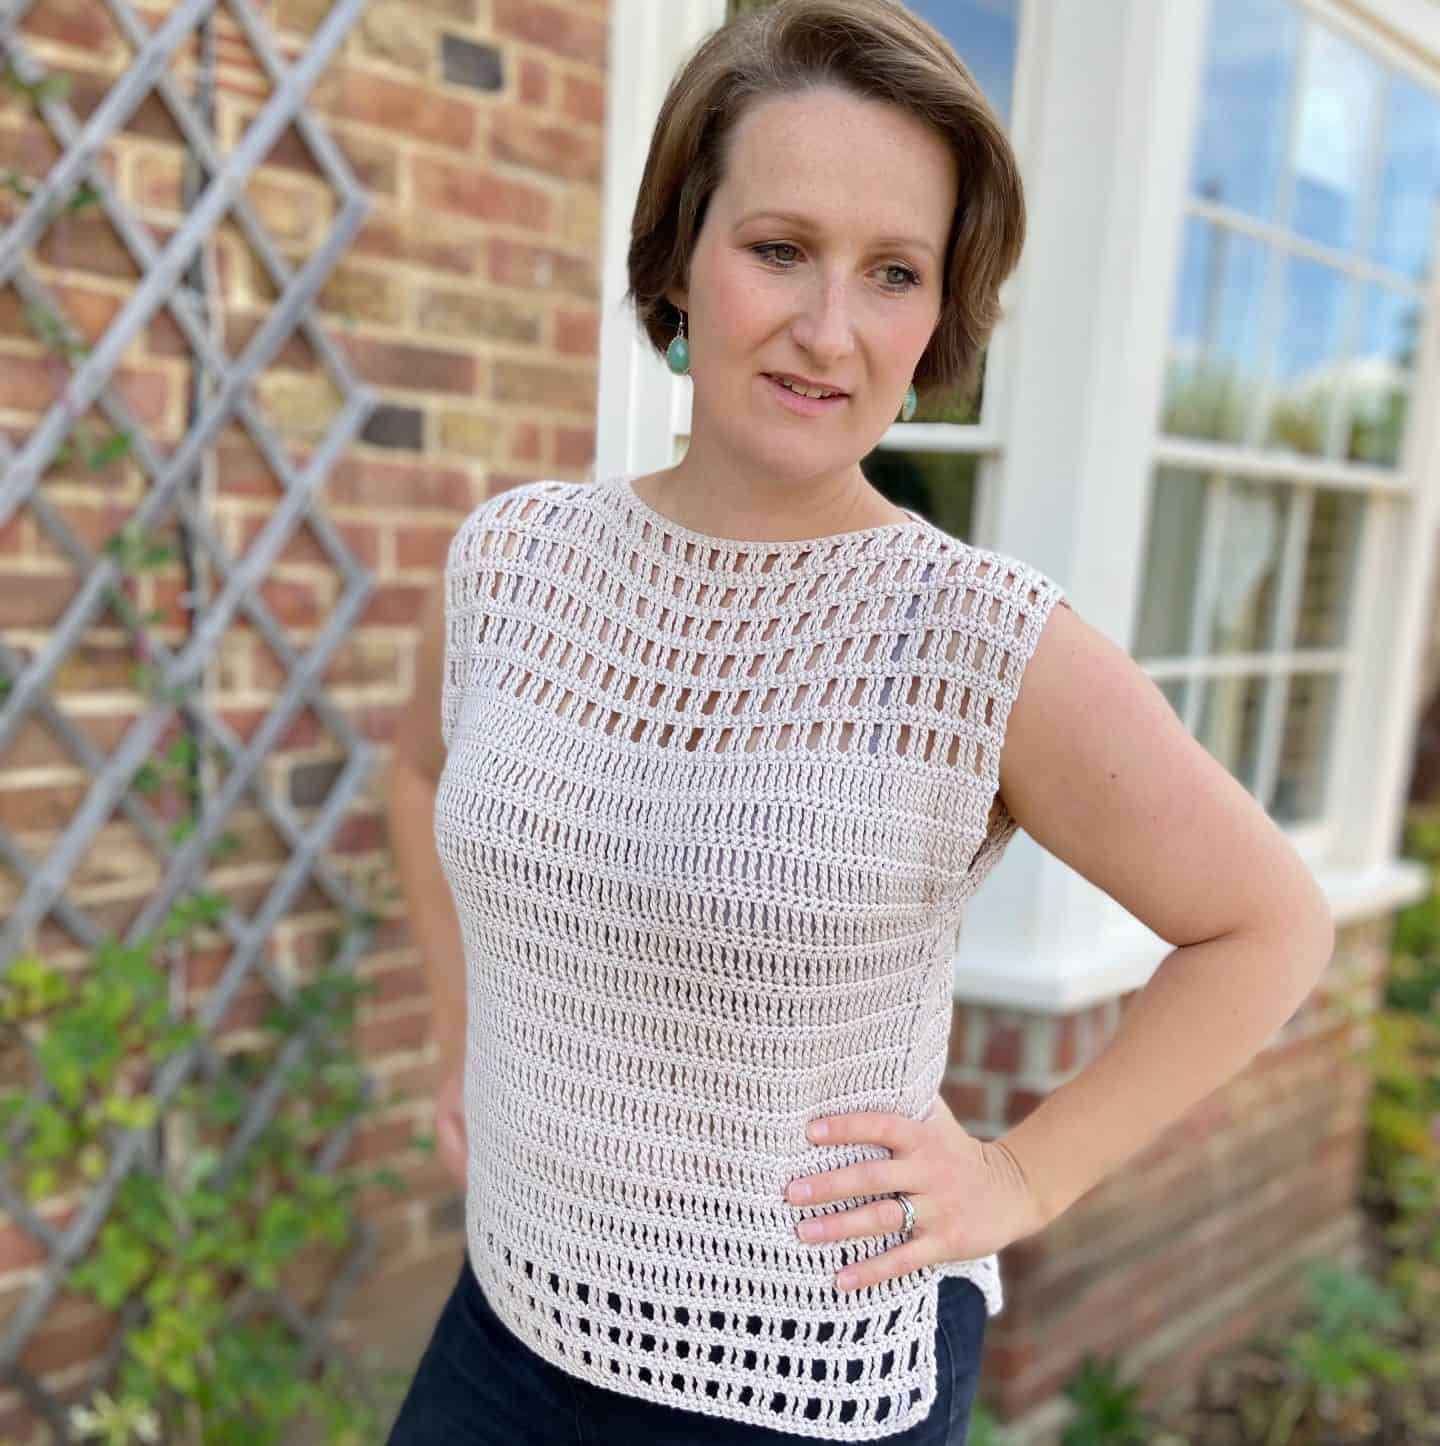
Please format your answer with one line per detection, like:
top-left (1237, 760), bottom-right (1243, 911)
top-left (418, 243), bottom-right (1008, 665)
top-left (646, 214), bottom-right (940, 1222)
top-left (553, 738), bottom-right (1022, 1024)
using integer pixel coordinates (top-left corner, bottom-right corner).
top-left (439, 498), bottom-right (504, 749)
top-left (947, 545), bottom-right (1072, 896)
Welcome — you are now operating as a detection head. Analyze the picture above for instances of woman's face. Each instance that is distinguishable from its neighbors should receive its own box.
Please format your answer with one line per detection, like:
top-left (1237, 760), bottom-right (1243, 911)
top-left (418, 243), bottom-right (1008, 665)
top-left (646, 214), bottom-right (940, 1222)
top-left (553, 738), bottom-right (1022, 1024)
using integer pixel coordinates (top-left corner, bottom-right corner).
top-left (667, 87), bottom-right (958, 488)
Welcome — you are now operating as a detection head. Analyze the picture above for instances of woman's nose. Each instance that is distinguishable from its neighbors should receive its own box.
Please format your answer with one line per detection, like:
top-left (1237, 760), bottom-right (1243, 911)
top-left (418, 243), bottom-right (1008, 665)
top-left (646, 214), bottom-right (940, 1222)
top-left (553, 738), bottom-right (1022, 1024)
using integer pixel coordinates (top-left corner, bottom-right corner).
top-left (792, 280), bottom-right (855, 364)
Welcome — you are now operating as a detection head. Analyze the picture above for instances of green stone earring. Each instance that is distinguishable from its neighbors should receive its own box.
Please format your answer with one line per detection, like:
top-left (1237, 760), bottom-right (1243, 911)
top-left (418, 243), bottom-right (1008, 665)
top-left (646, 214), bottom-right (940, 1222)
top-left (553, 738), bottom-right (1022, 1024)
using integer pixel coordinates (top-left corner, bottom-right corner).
top-left (666, 310), bottom-right (690, 376)
top-left (899, 381), bottom-right (917, 422)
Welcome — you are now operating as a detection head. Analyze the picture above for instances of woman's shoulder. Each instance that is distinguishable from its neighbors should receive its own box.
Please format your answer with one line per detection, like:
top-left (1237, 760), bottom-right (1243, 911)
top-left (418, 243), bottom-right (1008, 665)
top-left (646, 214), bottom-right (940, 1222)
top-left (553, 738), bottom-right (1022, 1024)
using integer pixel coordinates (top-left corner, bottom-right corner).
top-left (446, 478), bottom-right (590, 567)
top-left (919, 529), bottom-right (1071, 623)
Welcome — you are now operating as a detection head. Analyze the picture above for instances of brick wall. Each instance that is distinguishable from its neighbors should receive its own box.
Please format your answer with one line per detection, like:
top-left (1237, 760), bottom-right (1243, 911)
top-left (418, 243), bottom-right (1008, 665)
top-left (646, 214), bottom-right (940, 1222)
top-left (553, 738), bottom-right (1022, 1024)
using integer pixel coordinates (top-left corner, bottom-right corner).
top-left (0, 0), bottom-right (605, 1437)
top-left (942, 914), bottom-right (1387, 1441)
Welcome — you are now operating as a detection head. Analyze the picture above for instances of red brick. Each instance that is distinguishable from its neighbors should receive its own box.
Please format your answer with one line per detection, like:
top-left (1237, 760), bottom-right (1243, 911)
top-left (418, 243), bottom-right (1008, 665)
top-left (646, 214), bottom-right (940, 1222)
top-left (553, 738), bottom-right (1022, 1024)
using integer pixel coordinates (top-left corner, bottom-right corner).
top-left (493, 0), bottom-right (607, 68)
top-left (257, 576), bottom-right (330, 626)
top-left (518, 55), bottom-right (549, 107)
top-left (18, 1), bottom-right (121, 56)
top-left (333, 810), bottom-right (386, 855)
top-left (310, 66), bottom-right (477, 150)
top-left (19, 1300), bottom-right (119, 1376)
top-left (356, 962), bottom-right (429, 1012)
top-left (327, 457), bottom-right (473, 511)
top-left (510, 419), bottom-right (543, 463)
top-left (491, 359), bottom-right (595, 414)
top-left (0, 572), bottom-right (78, 628)
top-left (338, 335), bottom-right (477, 396)
top-left (555, 307), bottom-right (599, 357)
top-left (352, 1012), bottom-right (433, 1072)
top-left (112, 363), bottom-right (171, 426)
top-left (982, 1017), bottom-right (1023, 1071)
top-left (0, 352), bottom-right (62, 413)
top-left (554, 425), bottom-right (594, 469)
top-left (412, 155), bottom-right (551, 232)
top-left (360, 582), bottom-right (428, 626)
top-left (560, 72), bottom-right (606, 127)
top-left (488, 237), bottom-right (598, 298)
top-left (395, 525), bottom-right (458, 569)
top-left (352, 208), bottom-right (487, 275)
top-left (492, 109), bottom-right (603, 184)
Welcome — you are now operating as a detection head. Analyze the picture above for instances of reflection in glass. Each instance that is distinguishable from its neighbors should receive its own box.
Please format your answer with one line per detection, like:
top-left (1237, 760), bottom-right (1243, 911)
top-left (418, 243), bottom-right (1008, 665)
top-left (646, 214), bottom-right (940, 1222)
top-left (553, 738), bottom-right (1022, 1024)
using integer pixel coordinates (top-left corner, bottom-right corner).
top-left (1162, 218), bottom-right (1268, 442)
top-left (904, 0), bottom-right (1020, 128)
top-left (1372, 72), bottom-right (1440, 283)
top-left (911, 352), bottom-right (986, 426)
top-left (1271, 673), bottom-right (1339, 822)
top-left (1290, 24), bottom-right (1383, 253)
top-left (860, 449), bottom-right (978, 540)
top-left (1344, 283), bottom-right (1420, 466)
top-left (1197, 675), bottom-right (1267, 793)
top-left (1157, 678), bottom-right (1188, 725)
top-left (1190, 0), bottom-right (1300, 223)
top-left (1135, 467), bottom-right (1207, 660)
top-left (1264, 255), bottom-right (1349, 455)
top-left (1209, 480), bottom-right (1288, 654)
top-left (1295, 491), bottom-right (1363, 648)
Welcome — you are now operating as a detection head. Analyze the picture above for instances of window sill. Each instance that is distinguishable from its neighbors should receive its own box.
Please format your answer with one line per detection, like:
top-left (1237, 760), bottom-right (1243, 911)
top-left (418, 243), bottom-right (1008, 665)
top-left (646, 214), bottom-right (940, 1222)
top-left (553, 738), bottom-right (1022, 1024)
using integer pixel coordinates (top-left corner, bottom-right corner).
top-left (949, 855), bottom-right (1427, 1014)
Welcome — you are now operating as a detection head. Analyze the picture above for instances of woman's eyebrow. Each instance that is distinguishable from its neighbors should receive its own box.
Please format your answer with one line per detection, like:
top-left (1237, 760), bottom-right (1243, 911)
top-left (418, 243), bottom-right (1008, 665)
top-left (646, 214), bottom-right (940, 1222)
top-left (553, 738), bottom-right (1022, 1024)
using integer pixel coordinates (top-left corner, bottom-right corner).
top-left (733, 209), bottom-right (936, 259)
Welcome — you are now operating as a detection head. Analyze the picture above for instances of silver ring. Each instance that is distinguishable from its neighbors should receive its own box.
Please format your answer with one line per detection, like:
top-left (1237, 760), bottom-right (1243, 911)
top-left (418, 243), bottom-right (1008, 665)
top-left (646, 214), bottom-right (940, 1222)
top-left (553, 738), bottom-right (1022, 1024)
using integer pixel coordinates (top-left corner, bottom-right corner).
top-left (894, 1192), bottom-right (915, 1241)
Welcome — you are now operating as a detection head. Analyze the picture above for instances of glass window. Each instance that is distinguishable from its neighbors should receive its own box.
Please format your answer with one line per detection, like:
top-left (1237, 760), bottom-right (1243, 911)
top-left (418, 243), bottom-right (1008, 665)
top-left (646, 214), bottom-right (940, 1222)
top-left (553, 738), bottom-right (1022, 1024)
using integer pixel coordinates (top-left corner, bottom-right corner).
top-left (1188, 0), bottom-right (1301, 222)
top-left (1135, 472), bottom-right (1361, 825)
top-left (1145, 2), bottom-right (1432, 828)
top-left (1162, 217), bottom-right (1269, 444)
top-left (1263, 254), bottom-right (1351, 456)
top-left (1290, 25), bottom-right (1384, 253)
top-left (1372, 73), bottom-right (1440, 282)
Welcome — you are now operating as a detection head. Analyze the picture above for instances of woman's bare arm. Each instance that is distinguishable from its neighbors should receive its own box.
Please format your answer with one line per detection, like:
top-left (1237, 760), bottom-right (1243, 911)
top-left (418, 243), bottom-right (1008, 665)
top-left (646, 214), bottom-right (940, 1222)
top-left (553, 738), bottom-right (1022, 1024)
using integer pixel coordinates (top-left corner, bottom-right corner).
top-left (386, 575), bottom-right (468, 1082)
top-left (989, 602), bottom-right (1336, 1227)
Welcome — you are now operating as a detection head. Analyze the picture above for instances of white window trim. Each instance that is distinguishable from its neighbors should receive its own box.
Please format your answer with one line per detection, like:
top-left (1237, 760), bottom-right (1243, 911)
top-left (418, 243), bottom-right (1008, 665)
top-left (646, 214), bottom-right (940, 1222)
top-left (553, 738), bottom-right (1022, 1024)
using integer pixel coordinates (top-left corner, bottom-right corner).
top-left (596, 0), bottom-right (1436, 1013)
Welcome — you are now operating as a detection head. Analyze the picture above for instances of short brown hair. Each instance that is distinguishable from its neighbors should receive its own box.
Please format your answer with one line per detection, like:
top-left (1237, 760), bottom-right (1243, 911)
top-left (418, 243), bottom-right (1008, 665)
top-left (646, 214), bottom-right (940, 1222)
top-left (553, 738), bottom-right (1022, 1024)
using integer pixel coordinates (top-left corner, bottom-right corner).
top-left (624, 0), bottom-right (1026, 404)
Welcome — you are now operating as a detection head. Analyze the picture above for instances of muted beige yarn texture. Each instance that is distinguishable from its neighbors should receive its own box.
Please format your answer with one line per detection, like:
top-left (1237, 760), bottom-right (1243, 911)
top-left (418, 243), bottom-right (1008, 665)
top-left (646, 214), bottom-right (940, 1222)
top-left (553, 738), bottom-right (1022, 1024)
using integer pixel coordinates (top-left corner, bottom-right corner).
top-left (433, 473), bottom-right (1069, 1439)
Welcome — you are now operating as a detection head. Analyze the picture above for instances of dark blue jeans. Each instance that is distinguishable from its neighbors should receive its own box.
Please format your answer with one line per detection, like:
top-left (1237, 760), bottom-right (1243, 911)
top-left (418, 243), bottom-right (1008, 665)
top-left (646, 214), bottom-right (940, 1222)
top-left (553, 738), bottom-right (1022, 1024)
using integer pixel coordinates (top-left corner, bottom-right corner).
top-left (385, 1250), bottom-right (988, 1444)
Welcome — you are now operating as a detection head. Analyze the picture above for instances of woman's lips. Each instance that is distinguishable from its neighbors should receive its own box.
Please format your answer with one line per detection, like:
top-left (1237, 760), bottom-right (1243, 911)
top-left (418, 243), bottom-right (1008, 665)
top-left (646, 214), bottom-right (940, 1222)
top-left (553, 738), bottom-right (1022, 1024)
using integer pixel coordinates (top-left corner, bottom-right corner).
top-left (762, 373), bottom-right (849, 416)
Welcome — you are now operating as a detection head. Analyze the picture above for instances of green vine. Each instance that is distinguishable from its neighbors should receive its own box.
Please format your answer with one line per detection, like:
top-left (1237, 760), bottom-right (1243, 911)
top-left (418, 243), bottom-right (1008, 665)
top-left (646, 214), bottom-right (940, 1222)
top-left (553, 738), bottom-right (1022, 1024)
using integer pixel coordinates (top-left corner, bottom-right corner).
top-left (1, 904), bottom-right (422, 1444)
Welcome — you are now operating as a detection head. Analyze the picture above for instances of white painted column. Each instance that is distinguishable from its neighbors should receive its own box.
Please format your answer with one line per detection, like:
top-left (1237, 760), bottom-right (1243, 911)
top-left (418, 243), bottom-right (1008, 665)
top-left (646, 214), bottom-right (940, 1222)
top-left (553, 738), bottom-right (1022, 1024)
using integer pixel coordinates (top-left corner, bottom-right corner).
top-left (595, 0), bottom-right (724, 482)
top-left (952, 0), bottom-right (1213, 1009)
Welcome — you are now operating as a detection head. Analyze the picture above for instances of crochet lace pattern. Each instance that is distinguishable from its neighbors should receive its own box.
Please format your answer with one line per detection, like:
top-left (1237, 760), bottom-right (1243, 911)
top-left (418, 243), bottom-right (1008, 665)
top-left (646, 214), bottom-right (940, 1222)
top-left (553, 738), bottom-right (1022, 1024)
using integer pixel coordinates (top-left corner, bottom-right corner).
top-left (433, 473), bottom-right (1069, 1439)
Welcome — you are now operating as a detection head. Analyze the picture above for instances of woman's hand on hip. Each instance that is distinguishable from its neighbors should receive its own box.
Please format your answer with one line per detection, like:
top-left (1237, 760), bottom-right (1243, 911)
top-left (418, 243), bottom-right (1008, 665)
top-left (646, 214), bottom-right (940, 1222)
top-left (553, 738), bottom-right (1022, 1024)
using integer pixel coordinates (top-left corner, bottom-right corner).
top-left (782, 1093), bottom-right (1050, 1293)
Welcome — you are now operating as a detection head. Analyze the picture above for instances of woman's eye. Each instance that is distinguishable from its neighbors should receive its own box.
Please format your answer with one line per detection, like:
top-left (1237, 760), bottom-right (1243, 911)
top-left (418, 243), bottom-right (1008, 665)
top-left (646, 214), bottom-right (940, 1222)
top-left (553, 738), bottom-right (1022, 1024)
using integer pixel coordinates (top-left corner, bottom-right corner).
top-left (752, 245), bottom-right (920, 291)
top-left (753, 243), bottom-right (800, 265)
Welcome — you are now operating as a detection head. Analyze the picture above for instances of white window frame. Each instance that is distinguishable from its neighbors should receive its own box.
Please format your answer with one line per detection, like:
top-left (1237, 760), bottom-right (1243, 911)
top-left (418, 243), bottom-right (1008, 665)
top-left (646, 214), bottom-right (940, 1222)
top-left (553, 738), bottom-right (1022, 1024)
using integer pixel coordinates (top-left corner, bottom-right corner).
top-left (596, 0), bottom-right (1431, 1013)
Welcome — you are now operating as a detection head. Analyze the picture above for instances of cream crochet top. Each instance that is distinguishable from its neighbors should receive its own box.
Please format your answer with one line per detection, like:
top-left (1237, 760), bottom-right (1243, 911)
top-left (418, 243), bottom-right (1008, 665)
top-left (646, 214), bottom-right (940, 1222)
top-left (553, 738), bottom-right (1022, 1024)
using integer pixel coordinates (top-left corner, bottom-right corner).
top-left (433, 473), bottom-right (1069, 1439)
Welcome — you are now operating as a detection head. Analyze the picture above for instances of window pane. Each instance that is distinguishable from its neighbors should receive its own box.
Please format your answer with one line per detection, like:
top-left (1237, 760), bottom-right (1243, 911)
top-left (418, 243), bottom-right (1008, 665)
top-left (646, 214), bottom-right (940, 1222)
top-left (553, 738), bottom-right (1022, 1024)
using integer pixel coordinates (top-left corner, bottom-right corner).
top-left (861, 449), bottom-right (978, 540)
top-left (904, 0), bottom-right (1020, 127)
top-left (1157, 678), bottom-right (1189, 724)
top-left (1197, 675), bottom-right (1267, 792)
top-left (1162, 217), bottom-right (1269, 442)
top-left (1190, 0), bottom-right (1300, 222)
top-left (1210, 480), bottom-right (1288, 654)
top-left (1290, 23), bottom-right (1384, 253)
top-left (1271, 673), bottom-right (1340, 822)
top-left (1344, 282), bottom-right (1420, 467)
top-left (1264, 255), bottom-right (1350, 455)
top-left (911, 353), bottom-right (985, 425)
top-left (1295, 490), bottom-right (1363, 648)
top-left (1135, 466), bottom-right (1207, 660)
top-left (1371, 72), bottom-right (1440, 282)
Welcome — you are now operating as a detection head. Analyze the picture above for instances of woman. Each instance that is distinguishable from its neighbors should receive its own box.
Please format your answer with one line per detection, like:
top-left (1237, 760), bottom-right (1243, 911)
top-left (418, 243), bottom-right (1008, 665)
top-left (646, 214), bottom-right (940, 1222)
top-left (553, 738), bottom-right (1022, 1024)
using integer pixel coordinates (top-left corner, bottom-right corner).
top-left (384, 1), bottom-right (1336, 1441)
